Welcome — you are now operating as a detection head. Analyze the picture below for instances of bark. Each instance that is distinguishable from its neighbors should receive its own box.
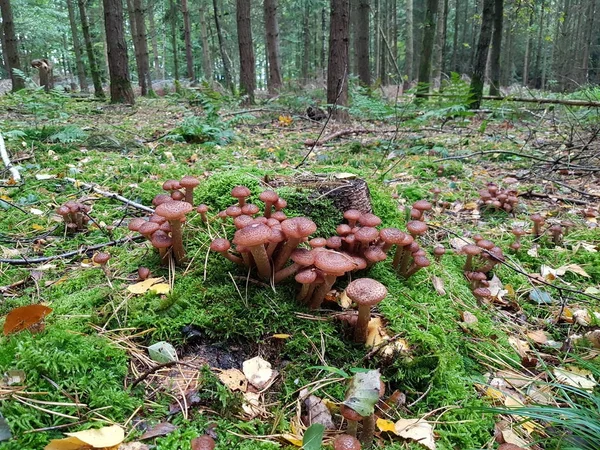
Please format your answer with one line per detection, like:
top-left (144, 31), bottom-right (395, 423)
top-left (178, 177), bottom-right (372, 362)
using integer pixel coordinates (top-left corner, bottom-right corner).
top-left (431, 0), bottom-right (446, 89)
top-left (181, 0), bottom-right (194, 79)
top-left (357, 0), bottom-right (370, 85)
top-left (0, 0), bottom-right (25, 91)
top-left (533, 0), bottom-right (545, 88)
top-left (78, 0), bottom-right (104, 97)
top-left (450, 0), bottom-right (459, 72)
top-left (31, 59), bottom-right (53, 91)
top-left (126, 0), bottom-right (142, 90)
top-left (213, 0), bottom-right (233, 90)
top-left (415, 0), bottom-right (438, 99)
top-left (198, 4), bottom-right (213, 81)
top-left (488, 0), bottom-right (503, 96)
top-left (301, 0), bottom-right (310, 83)
top-left (103, 0), bottom-right (135, 104)
top-left (523, 11), bottom-right (533, 86)
top-left (321, 6), bottom-right (326, 79)
top-left (264, 0), bottom-right (282, 93)
top-left (169, 0), bottom-right (179, 80)
top-left (0, 23), bottom-right (7, 74)
top-left (133, 0), bottom-right (152, 94)
top-left (580, 0), bottom-right (596, 84)
top-left (236, 0), bottom-right (256, 104)
top-left (327, 0), bottom-right (350, 121)
top-left (468, 0), bottom-right (494, 109)
top-left (67, 0), bottom-right (88, 92)
top-left (147, 0), bottom-right (160, 79)
top-left (405, 0), bottom-right (413, 82)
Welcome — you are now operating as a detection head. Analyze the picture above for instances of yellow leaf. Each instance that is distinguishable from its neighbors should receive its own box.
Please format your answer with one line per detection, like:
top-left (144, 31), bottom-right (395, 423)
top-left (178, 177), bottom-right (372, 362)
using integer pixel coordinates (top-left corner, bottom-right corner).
top-left (464, 202), bottom-right (478, 210)
top-left (149, 283), bottom-right (170, 294)
top-left (45, 425), bottom-right (124, 450)
top-left (485, 387), bottom-right (505, 400)
top-left (32, 224), bottom-right (45, 231)
top-left (127, 278), bottom-right (163, 294)
top-left (218, 368), bottom-right (247, 392)
top-left (281, 434), bottom-right (303, 447)
top-left (272, 333), bottom-right (291, 339)
top-left (376, 418), bottom-right (397, 433)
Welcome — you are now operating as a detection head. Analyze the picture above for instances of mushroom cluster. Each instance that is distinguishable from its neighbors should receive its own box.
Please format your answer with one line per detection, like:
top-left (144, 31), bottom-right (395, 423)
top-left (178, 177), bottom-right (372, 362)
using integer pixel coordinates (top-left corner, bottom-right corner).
top-left (158, 176), bottom-right (200, 205)
top-left (56, 201), bottom-right (91, 233)
top-left (462, 236), bottom-right (505, 303)
top-left (478, 183), bottom-right (519, 213)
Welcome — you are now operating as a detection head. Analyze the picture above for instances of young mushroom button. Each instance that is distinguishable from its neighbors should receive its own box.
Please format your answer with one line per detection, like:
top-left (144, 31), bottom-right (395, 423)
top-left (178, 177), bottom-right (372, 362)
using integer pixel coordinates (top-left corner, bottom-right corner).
top-left (333, 434), bottom-right (362, 450)
top-left (345, 278), bottom-right (388, 344)
top-left (190, 435), bottom-right (216, 450)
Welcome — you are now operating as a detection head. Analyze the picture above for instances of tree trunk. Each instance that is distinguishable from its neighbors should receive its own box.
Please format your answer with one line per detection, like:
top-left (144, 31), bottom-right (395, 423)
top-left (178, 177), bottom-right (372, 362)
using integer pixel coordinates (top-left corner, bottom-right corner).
top-left (405, 0), bottom-right (413, 82)
top-left (533, 0), bottom-right (545, 88)
top-left (0, 0), bottom-right (25, 91)
top-left (236, 0), bottom-right (255, 104)
top-left (451, 0), bottom-right (459, 72)
top-left (199, 4), bottom-right (213, 81)
top-left (415, 0), bottom-right (438, 99)
top-left (31, 59), bottom-right (53, 91)
top-left (301, 0), bottom-right (310, 83)
top-left (67, 0), bottom-right (88, 92)
top-left (181, 0), bottom-right (194, 80)
top-left (468, 0), bottom-right (494, 109)
top-left (0, 23), bottom-right (7, 74)
top-left (431, 0), bottom-right (446, 89)
top-left (103, 0), bottom-right (135, 103)
top-left (169, 0), bottom-right (179, 81)
top-left (213, 0), bottom-right (233, 90)
top-left (321, 6), bottom-right (327, 79)
top-left (357, 0), bottom-right (370, 85)
top-left (522, 10), bottom-right (533, 86)
top-left (126, 0), bottom-right (142, 91)
top-left (133, 0), bottom-right (152, 94)
top-left (78, 0), bottom-right (104, 97)
top-left (327, 0), bottom-right (350, 121)
top-left (147, 0), bottom-right (160, 79)
top-left (264, 0), bottom-right (282, 93)
top-left (488, 0), bottom-right (503, 96)
top-left (580, 0), bottom-right (596, 84)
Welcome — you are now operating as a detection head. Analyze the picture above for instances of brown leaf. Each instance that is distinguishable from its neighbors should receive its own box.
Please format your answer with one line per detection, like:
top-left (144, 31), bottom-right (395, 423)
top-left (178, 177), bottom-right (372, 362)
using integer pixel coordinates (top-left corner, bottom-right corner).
top-left (3, 304), bottom-right (52, 335)
top-left (461, 311), bottom-right (478, 324)
top-left (191, 436), bottom-right (216, 450)
top-left (299, 388), bottom-right (335, 429)
top-left (526, 330), bottom-right (548, 345)
top-left (432, 276), bottom-right (446, 296)
top-left (140, 422), bottom-right (178, 440)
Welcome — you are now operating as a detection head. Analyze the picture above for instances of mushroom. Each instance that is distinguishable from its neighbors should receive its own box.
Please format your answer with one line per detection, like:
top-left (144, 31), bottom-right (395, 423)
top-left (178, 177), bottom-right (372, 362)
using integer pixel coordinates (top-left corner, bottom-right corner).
top-left (234, 215), bottom-right (254, 229)
top-left (462, 244), bottom-right (481, 272)
top-left (340, 405), bottom-right (362, 437)
top-left (308, 250), bottom-right (357, 310)
top-left (210, 238), bottom-right (243, 265)
top-left (154, 200), bottom-right (193, 265)
top-left (364, 245), bottom-right (387, 267)
top-left (333, 434), bottom-right (361, 450)
top-left (412, 200), bottom-right (432, 219)
top-left (549, 224), bottom-right (563, 245)
top-left (128, 217), bottom-right (147, 233)
top-left (231, 185), bottom-right (251, 207)
top-left (233, 223), bottom-right (273, 279)
top-left (137, 266), bottom-right (151, 281)
top-left (274, 217), bottom-right (317, 271)
top-left (406, 255), bottom-right (430, 277)
top-left (162, 179), bottom-right (181, 193)
top-left (473, 287), bottom-right (492, 304)
top-left (531, 213), bottom-right (545, 238)
top-left (337, 224), bottom-right (352, 236)
top-left (345, 278), bottom-right (387, 343)
top-left (354, 227), bottom-right (379, 254)
top-left (171, 190), bottom-right (185, 201)
top-left (241, 203), bottom-right (260, 216)
top-left (358, 213), bottom-right (382, 228)
top-left (295, 269), bottom-right (317, 303)
top-left (179, 176), bottom-right (199, 205)
top-left (151, 231), bottom-right (173, 266)
top-left (326, 235), bottom-right (343, 250)
top-left (259, 190), bottom-right (279, 218)
top-left (152, 194), bottom-right (172, 206)
top-left (406, 220), bottom-right (428, 239)
top-left (344, 209), bottom-right (362, 228)
top-left (93, 252), bottom-right (111, 283)
top-left (191, 435), bottom-right (216, 450)
top-left (273, 248), bottom-right (314, 283)
top-left (433, 246), bottom-right (446, 262)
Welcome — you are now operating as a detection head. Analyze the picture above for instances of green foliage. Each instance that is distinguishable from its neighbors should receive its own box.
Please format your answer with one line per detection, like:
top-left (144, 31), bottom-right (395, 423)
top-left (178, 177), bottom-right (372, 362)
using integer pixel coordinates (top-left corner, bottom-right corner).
top-left (349, 84), bottom-right (395, 120)
top-left (164, 116), bottom-right (235, 145)
top-left (48, 126), bottom-right (87, 143)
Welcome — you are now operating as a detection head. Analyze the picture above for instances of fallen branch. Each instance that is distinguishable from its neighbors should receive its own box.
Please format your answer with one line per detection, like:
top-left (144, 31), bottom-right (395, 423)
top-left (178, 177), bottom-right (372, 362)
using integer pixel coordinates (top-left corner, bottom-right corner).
top-left (304, 128), bottom-right (395, 146)
top-left (0, 236), bottom-right (144, 265)
top-left (0, 133), bottom-right (21, 183)
top-left (62, 177), bottom-right (155, 214)
top-left (432, 150), bottom-right (555, 164)
top-left (422, 93), bottom-right (600, 108)
top-left (520, 190), bottom-right (588, 205)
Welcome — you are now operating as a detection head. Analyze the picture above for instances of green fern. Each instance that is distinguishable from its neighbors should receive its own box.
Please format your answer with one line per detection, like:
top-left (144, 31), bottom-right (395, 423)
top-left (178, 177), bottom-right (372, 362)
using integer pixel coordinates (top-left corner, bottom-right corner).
top-left (48, 126), bottom-right (87, 143)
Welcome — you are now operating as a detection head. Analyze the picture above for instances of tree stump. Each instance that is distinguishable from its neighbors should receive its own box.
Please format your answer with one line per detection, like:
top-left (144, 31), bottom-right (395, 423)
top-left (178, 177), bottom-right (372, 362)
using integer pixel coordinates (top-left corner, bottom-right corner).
top-left (31, 59), bottom-right (54, 92)
top-left (265, 173), bottom-right (372, 214)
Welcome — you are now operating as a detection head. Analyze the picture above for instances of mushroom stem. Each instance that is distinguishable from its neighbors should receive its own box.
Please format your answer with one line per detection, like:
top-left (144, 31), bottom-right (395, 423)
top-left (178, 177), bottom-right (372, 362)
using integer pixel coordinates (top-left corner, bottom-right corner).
top-left (296, 283), bottom-right (311, 302)
top-left (158, 247), bottom-right (170, 266)
top-left (354, 303), bottom-right (371, 343)
top-left (309, 274), bottom-right (337, 310)
top-left (346, 420), bottom-right (358, 437)
top-left (273, 263), bottom-right (300, 283)
top-left (220, 251), bottom-right (244, 265)
top-left (398, 249), bottom-right (412, 276)
top-left (169, 220), bottom-right (186, 264)
top-left (273, 237), bottom-right (302, 271)
top-left (392, 246), bottom-right (404, 269)
top-left (359, 414), bottom-right (375, 448)
top-left (300, 282), bottom-right (318, 304)
top-left (249, 244), bottom-right (272, 280)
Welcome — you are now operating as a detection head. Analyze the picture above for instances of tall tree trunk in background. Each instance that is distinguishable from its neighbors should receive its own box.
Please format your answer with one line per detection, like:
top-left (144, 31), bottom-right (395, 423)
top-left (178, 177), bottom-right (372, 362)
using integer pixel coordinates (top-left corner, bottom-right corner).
top-left (213, 0), bottom-right (233, 90)
top-left (147, 0), bottom-right (160, 79)
top-left (133, 0), bottom-right (152, 94)
top-left (431, 0), bottom-right (446, 89)
top-left (458, 0), bottom-right (468, 73)
top-left (0, 0), bottom-right (25, 91)
top-left (580, 0), bottom-right (596, 84)
top-left (405, 0), bottom-right (413, 83)
top-left (321, 6), bottom-right (327, 79)
top-left (451, 0), bottom-right (459, 72)
top-left (415, 0), bottom-right (438, 99)
top-left (357, 0), bottom-right (370, 85)
top-left (264, 0), bottom-right (282, 93)
top-left (301, 0), bottom-right (310, 83)
top-left (78, 0), bottom-right (104, 97)
top-left (169, 0), bottom-right (179, 81)
top-left (468, 0), bottom-right (494, 108)
top-left (522, 10), bottom-right (533, 86)
top-left (488, 0), bottom-right (503, 96)
top-left (0, 23), bottom-right (7, 74)
top-left (236, 0), bottom-right (255, 104)
top-left (533, 0), bottom-right (545, 88)
top-left (374, 0), bottom-right (380, 81)
top-left (181, 0), bottom-right (194, 79)
top-left (67, 0), bottom-right (88, 92)
top-left (103, 0), bottom-right (134, 103)
top-left (198, 4), bottom-right (213, 81)
top-left (327, 0), bottom-right (350, 121)
top-left (126, 0), bottom-right (142, 90)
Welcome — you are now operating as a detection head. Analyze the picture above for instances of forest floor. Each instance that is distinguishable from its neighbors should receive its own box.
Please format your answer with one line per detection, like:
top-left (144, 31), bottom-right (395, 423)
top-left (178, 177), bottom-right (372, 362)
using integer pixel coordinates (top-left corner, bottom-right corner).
top-left (0, 84), bottom-right (599, 450)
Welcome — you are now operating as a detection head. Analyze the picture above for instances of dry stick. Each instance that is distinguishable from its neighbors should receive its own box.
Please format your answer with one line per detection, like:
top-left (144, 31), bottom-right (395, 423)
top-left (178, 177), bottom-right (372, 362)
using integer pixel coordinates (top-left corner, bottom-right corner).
top-left (432, 150), bottom-right (555, 165)
top-left (422, 93), bottom-right (600, 108)
top-left (0, 133), bottom-right (21, 183)
top-left (546, 179), bottom-right (600, 199)
top-left (0, 236), bottom-right (145, 265)
top-left (62, 177), bottom-right (155, 214)
top-left (519, 190), bottom-right (589, 205)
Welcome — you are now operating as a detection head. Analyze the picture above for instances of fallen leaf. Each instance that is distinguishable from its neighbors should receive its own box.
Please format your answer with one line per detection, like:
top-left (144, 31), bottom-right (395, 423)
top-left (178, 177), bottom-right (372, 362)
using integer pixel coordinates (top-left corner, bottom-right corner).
top-left (272, 333), bottom-right (291, 339)
top-left (0, 414), bottom-right (11, 442)
top-left (343, 370), bottom-right (381, 417)
top-left (508, 337), bottom-right (530, 358)
top-left (242, 356), bottom-right (277, 390)
top-left (3, 370), bottom-right (25, 386)
top-left (300, 389), bottom-right (334, 429)
top-left (118, 443), bottom-right (149, 450)
top-left (338, 290), bottom-right (352, 309)
top-left (432, 276), bottom-right (446, 296)
top-left (3, 304), bottom-right (52, 335)
top-left (30, 208), bottom-right (44, 215)
top-left (526, 330), bottom-right (548, 344)
top-left (302, 423), bottom-right (325, 450)
top-left (555, 264), bottom-right (590, 278)
top-left (585, 330), bottom-right (600, 348)
top-left (35, 174), bottom-right (56, 180)
top-left (529, 289), bottom-right (554, 305)
top-left (140, 422), bottom-right (177, 440)
top-left (450, 237), bottom-right (473, 253)
top-left (497, 370), bottom-right (531, 388)
top-left (127, 278), bottom-right (165, 294)
top-left (488, 275), bottom-right (508, 302)
top-left (501, 428), bottom-right (528, 447)
top-left (584, 286), bottom-right (600, 294)
top-left (461, 311), bottom-right (478, 324)
top-left (148, 283), bottom-right (170, 295)
top-left (527, 245), bottom-right (539, 258)
top-left (554, 367), bottom-right (597, 391)
top-left (394, 418), bottom-right (436, 450)
top-left (147, 341), bottom-right (177, 363)
top-left (281, 434), bottom-right (303, 447)
top-left (377, 418), bottom-right (397, 433)
top-left (572, 309), bottom-right (591, 326)
top-left (241, 391), bottom-right (264, 418)
top-left (218, 369), bottom-right (247, 392)
top-left (45, 425), bottom-right (124, 450)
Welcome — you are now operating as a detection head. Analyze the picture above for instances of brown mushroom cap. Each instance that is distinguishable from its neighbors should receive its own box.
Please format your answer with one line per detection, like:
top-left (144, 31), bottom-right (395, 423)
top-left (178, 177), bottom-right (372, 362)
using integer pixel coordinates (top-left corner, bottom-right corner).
top-left (379, 228), bottom-right (407, 245)
top-left (309, 237), bottom-right (327, 248)
top-left (57, 205), bottom-right (70, 216)
top-left (152, 194), bottom-right (172, 206)
top-left (314, 250), bottom-right (356, 275)
top-left (531, 213), bottom-right (544, 223)
top-left (473, 287), bottom-right (491, 298)
top-left (333, 434), bottom-right (361, 450)
top-left (151, 231), bottom-right (173, 249)
top-left (358, 213), bottom-right (382, 227)
top-left (295, 268), bottom-right (317, 284)
top-left (345, 278), bottom-right (387, 306)
top-left (155, 200), bottom-right (194, 220)
top-left (281, 217), bottom-right (317, 239)
top-left (233, 223), bottom-right (272, 247)
top-left (271, 211), bottom-right (287, 222)
top-left (275, 198), bottom-right (287, 210)
top-left (138, 221), bottom-right (160, 237)
top-left (344, 209), bottom-right (362, 223)
top-left (337, 224), bottom-right (352, 236)
top-left (191, 435), bottom-right (216, 450)
top-left (412, 255), bottom-right (430, 268)
top-left (231, 185), bottom-right (251, 201)
top-left (355, 227), bottom-right (379, 244)
top-left (128, 217), bottom-right (147, 232)
top-left (149, 214), bottom-right (167, 224)
top-left (433, 246), bottom-right (446, 256)
top-left (241, 203), bottom-right (260, 216)
top-left (406, 220), bottom-right (428, 236)
top-left (162, 179), bottom-right (181, 191)
top-left (511, 227), bottom-right (526, 237)
top-left (476, 239), bottom-right (495, 250)
top-left (180, 176), bottom-right (200, 188)
top-left (210, 238), bottom-right (231, 252)
top-left (463, 244), bottom-right (482, 256)
top-left (290, 248), bottom-right (315, 266)
top-left (364, 246), bottom-right (387, 263)
top-left (340, 404), bottom-right (363, 421)
top-left (171, 190), bottom-right (185, 201)
top-left (138, 267), bottom-right (150, 280)
top-left (326, 236), bottom-right (343, 250)
top-left (93, 252), bottom-right (110, 265)
top-left (196, 204), bottom-right (209, 214)
top-left (413, 200), bottom-right (433, 211)
top-left (259, 190), bottom-right (279, 204)
top-left (226, 205), bottom-right (242, 218)
top-left (234, 215), bottom-right (254, 229)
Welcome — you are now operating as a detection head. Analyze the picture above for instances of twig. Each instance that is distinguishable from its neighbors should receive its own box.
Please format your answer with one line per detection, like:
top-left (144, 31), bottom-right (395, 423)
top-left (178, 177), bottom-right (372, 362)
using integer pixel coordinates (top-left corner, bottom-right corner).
top-left (432, 150), bottom-right (554, 164)
top-left (222, 108), bottom-right (277, 117)
top-left (62, 177), bottom-right (154, 214)
top-left (0, 236), bottom-right (144, 265)
top-left (130, 360), bottom-right (198, 388)
top-left (0, 133), bottom-right (21, 182)
top-left (0, 197), bottom-right (29, 214)
top-left (519, 190), bottom-right (588, 205)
